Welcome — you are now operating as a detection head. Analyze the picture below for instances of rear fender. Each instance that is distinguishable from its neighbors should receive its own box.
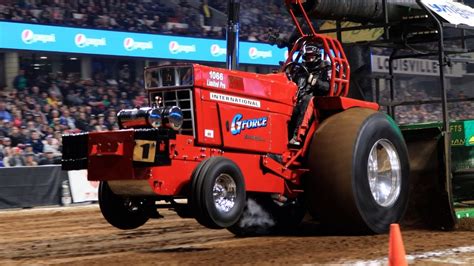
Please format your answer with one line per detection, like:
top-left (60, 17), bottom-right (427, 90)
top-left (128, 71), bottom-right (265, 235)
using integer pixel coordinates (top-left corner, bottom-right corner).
top-left (301, 96), bottom-right (380, 156)
top-left (314, 96), bottom-right (379, 112)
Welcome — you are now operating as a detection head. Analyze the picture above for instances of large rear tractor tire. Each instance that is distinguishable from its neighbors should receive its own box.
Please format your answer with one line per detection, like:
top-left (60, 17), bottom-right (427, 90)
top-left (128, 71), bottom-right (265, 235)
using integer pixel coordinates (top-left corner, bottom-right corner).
top-left (306, 108), bottom-right (409, 234)
top-left (98, 181), bottom-right (150, 230)
top-left (190, 157), bottom-right (246, 229)
top-left (227, 193), bottom-right (306, 236)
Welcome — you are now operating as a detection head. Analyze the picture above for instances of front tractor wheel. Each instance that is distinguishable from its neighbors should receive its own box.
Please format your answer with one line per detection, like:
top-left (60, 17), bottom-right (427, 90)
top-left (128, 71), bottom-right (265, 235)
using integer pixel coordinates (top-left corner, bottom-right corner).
top-left (190, 157), bottom-right (246, 229)
top-left (98, 181), bottom-right (149, 230)
top-left (306, 108), bottom-right (409, 234)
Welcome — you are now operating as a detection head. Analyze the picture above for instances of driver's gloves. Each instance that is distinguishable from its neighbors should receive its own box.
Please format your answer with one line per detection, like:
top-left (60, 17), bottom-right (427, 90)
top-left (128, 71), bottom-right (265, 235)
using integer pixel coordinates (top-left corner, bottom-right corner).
top-left (308, 73), bottom-right (318, 87)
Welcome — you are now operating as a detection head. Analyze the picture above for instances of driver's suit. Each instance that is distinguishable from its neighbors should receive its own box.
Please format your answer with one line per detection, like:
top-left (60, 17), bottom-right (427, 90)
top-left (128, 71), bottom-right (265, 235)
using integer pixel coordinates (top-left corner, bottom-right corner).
top-left (288, 59), bottom-right (331, 145)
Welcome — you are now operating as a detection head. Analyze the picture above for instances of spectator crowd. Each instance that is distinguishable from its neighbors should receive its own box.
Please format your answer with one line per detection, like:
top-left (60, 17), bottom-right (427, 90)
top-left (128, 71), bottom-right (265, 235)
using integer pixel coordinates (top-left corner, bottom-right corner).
top-left (378, 81), bottom-right (474, 124)
top-left (0, 0), bottom-right (294, 42)
top-left (0, 68), bottom-right (147, 167)
top-left (208, 0), bottom-right (294, 42)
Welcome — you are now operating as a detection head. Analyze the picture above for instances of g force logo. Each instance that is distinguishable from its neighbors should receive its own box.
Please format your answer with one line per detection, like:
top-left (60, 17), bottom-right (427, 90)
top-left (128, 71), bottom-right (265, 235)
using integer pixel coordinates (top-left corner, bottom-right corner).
top-left (230, 114), bottom-right (267, 135)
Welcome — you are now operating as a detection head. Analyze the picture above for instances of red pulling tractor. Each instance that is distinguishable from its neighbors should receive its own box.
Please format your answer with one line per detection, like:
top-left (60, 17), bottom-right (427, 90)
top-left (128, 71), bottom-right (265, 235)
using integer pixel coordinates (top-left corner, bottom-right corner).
top-left (62, 1), bottom-right (411, 235)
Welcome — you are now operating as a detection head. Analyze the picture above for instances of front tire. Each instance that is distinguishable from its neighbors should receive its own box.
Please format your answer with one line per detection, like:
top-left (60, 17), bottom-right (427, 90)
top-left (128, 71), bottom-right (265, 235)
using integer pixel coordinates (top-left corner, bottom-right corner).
top-left (306, 108), bottom-right (409, 234)
top-left (190, 157), bottom-right (246, 229)
top-left (98, 181), bottom-right (149, 230)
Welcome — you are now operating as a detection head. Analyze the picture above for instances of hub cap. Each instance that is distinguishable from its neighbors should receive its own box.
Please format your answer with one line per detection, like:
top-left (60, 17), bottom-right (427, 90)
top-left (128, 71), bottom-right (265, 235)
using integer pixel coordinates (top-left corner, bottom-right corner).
top-left (123, 198), bottom-right (140, 212)
top-left (367, 139), bottom-right (401, 207)
top-left (213, 174), bottom-right (237, 213)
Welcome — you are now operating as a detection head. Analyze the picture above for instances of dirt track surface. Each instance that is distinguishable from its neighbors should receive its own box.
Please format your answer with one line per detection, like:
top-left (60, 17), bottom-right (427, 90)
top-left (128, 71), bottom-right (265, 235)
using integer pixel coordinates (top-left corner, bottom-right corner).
top-left (0, 205), bottom-right (473, 265)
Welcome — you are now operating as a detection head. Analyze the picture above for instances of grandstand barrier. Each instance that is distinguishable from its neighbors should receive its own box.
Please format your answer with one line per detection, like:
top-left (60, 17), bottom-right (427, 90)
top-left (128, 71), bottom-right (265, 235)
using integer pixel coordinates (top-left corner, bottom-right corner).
top-left (0, 166), bottom-right (97, 209)
top-left (0, 166), bottom-right (64, 209)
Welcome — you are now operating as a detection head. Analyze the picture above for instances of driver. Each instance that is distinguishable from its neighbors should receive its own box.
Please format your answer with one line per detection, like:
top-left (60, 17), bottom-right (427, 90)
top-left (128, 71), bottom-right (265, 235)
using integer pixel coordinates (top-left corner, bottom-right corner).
top-left (300, 44), bottom-right (330, 96)
top-left (289, 44), bottom-right (330, 145)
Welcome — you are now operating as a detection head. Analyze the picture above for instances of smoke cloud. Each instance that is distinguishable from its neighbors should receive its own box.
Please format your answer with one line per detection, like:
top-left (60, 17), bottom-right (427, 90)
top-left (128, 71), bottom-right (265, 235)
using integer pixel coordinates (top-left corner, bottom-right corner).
top-left (237, 198), bottom-right (275, 233)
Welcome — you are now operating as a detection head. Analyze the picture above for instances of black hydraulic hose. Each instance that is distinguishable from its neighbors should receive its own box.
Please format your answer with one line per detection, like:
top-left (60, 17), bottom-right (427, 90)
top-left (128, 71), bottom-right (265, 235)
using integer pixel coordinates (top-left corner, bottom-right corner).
top-left (297, 0), bottom-right (420, 22)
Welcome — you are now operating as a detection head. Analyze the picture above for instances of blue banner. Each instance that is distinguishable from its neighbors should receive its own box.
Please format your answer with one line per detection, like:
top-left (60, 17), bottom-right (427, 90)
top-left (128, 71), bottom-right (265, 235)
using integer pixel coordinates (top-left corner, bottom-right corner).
top-left (0, 21), bottom-right (286, 65)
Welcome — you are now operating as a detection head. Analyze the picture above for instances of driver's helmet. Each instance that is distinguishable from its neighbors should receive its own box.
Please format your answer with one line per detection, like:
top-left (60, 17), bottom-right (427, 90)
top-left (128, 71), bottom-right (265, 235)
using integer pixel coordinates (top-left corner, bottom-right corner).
top-left (302, 44), bottom-right (322, 68)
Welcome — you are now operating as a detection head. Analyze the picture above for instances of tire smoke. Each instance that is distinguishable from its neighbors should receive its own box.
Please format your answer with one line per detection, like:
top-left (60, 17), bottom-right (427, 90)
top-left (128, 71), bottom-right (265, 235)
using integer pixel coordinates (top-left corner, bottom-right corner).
top-left (237, 199), bottom-right (275, 232)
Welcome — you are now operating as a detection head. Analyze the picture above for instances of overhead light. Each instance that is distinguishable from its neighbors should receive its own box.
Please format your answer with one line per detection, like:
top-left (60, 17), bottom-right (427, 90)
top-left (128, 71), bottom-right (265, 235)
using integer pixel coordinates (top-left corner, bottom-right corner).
top-left (40, 56), bottom-right (48, 59)
top-left (34, 67), bottom-right (40, 70)
top-left (69, 57), bottom-right (78, 60)
top-left (33, 63), bottom-right (41, 66)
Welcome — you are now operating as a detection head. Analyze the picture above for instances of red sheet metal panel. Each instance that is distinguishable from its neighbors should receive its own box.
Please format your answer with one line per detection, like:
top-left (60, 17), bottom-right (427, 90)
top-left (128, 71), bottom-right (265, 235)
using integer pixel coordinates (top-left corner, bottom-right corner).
top-left (88, 130), bottom-right (138, 181)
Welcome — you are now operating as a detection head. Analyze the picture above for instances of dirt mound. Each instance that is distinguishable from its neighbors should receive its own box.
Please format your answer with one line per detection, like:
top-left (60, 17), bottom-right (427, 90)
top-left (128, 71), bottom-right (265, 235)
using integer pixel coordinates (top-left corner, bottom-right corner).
top-left (457, 218), bottom-right (474, 231)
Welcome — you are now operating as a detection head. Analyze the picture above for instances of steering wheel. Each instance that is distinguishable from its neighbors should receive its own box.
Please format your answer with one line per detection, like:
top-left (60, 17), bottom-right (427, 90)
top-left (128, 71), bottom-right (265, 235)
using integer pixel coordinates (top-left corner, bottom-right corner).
top-left (283, 61), bottom-right (309, 82)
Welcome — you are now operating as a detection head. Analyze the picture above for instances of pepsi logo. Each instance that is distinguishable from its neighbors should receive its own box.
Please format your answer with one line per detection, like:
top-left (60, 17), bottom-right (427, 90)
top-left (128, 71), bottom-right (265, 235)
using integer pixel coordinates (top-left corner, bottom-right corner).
top-left (169, 41), bottom-right (179, 53)
top-left (75, 33), bottom-right (86, 47)
top-left (123, 37), bottom-right (134, 50)
top-left (75, 34), bottom-right (106, 48)
top-left (21, 29), bottom-right (56, 44)
top-left (248, 47), bottom-right (258, 59)
top-left (123, 37), bottom-right (152, 51)
top-left (168, 41), bottom-right (196, 54)
top-left (210, 44), bottom-right (226, 57)
top-left (248, 47), bottom-right (272, 60)
top-left (21, 29), bottom-right (34, 43)
top-left (211, 44), bottom-right (219, 52)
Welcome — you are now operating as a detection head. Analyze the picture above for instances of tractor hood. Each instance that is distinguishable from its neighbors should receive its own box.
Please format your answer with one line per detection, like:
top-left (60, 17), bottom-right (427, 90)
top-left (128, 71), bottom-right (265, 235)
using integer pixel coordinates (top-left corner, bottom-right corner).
top-left (193, 64), bottom-right (297, 107)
